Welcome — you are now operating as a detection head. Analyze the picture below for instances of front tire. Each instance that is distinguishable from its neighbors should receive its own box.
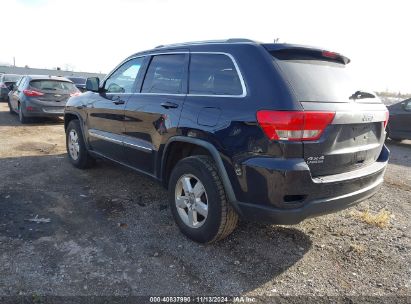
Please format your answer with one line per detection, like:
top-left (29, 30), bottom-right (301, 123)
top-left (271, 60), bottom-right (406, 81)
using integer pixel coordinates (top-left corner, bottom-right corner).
top-left (168, 155), bottom-right (238, 243)
top-left (66, 119), bottom-right (95, 169)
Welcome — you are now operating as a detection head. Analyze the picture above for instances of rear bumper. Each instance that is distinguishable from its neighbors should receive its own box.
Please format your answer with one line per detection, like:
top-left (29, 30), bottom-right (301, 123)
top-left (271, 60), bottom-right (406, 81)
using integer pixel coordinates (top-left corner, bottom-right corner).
top-left (22, 100), bottom-right (65, 117)
top-left (232, 145), bottom-right (389, 224)
top-left (235, 175), bottom-right (383, 224)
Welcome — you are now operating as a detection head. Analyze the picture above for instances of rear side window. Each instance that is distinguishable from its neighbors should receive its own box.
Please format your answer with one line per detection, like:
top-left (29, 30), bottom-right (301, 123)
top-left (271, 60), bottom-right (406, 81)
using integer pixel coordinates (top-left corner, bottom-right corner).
top-left (142, 54), bottom-right (186, 94)
top-left (15, 77), bottom-right (23, 88)
top-left (29, 80), bottom-right (78, 92)
top-left (18, 77), bottom-right (27, 90)
top-left (271, 50), bottom-right (372, 103)
top-left (189, 54), bottom-right (243, 96)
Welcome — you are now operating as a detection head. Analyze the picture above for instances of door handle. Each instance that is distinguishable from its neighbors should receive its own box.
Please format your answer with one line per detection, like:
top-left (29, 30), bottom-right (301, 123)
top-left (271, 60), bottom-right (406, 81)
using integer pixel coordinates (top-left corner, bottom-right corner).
top-left (112, 96), bottom-right (125, 105)
top-left (161, 101), bottom-right (179, 109)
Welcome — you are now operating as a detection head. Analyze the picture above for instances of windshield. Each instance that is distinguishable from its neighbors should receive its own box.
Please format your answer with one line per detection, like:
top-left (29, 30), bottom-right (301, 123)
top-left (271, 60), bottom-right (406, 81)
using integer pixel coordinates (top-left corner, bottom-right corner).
top-left (29, 80), bottom-right (79, 92)
top-left (271, 53), bottom-right (376, 103)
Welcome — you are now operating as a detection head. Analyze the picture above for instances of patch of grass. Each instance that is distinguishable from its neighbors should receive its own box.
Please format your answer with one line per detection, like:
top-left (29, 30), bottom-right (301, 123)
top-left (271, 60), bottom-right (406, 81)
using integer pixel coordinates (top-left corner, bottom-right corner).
top-left (351, 209), bottom-right (391, 228)
top-left (349, 243), bottom-right (366, 254)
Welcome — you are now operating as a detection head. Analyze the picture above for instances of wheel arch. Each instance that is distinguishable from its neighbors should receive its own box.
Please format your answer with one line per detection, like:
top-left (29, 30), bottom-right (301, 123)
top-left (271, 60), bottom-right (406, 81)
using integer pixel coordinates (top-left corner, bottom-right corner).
top-left (161, 136), bottom-right (237, 204)
top-left (64, 112), bottom-right (89, 146)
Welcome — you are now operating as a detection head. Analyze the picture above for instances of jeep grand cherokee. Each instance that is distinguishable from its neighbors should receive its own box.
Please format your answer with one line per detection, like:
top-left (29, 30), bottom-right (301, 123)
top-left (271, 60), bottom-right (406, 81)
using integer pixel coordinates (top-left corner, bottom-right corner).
top-left (64, 39), bottom-right (389, 243)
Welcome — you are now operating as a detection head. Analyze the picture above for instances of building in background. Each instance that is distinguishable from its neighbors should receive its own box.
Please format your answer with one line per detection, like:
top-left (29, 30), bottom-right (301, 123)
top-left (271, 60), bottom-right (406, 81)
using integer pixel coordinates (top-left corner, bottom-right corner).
top-left (0, 65), bottom-right (105, 80)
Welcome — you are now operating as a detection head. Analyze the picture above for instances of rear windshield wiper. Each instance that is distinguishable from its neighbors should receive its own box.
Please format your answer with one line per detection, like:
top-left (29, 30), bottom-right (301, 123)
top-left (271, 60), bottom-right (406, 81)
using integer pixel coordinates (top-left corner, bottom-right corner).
top-left (349, 90), bottom-right (375, 100)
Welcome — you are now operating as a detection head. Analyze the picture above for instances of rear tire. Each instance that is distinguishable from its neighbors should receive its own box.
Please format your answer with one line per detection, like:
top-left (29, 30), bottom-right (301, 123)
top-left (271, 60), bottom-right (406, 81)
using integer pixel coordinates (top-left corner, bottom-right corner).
top-left (7, 98), bottom-right (14, 114)
top-left (168, 155), bottom-right (238, 243)
top-left (66, 119), bottom-right (95, 169)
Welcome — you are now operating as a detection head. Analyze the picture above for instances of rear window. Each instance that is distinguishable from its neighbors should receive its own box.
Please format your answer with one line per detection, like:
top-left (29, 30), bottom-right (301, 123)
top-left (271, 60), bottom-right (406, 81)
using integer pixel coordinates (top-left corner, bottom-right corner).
top-left (142, 54), bottom-right (186, 94)
top-left (189, 54), bottom-right (243, 96)
top-left (29, 80), bottom-right (78, 92)
top-left (271, 51), bottom-right (372, 103)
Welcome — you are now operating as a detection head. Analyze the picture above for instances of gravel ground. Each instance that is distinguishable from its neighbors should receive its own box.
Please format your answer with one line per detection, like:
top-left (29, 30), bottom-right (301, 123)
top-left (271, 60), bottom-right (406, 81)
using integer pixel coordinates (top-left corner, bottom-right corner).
top-left (0, 102), bottom-right (410, 301)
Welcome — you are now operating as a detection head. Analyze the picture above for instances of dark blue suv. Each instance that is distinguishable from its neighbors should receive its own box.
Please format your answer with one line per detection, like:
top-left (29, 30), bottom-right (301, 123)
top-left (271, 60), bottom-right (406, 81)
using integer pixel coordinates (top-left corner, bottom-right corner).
top-left (64, 39), bottom-right (390, 243)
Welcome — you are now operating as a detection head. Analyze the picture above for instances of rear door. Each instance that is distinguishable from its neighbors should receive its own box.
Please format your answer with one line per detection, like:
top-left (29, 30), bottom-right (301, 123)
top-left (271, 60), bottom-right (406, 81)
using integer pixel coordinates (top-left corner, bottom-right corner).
top-left (9, 76), bottom-right (23, 110)
top-left (86, 57), bottom-right (144, 162)
top-left (10, 76), bottom-right (27, 111)
top-left (124, 52), bottom-right (188, 174)
top-left (401, 100), bottom-right (411, 134)
top-left (269, 47), bottom-right (387, 177)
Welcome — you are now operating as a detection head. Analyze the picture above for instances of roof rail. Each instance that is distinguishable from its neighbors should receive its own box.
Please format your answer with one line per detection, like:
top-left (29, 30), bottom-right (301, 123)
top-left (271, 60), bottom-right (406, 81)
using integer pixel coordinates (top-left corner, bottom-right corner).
top-left (154, 38), bottom-right (257, 49)
top-left (226, 38), bottom-right (256, 43)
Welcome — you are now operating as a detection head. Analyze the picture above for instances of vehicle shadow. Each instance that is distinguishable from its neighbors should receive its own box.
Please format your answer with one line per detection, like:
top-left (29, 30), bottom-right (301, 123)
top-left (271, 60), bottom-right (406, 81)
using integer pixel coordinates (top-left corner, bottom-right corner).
top-left (0, 107), bottom-right (63, 127)
top-left (386, 138), bottom-right (411, 149)
top-left (0, 153), bottom-right (311, 295)
top-left (386, 140), bottom-right (411, 168)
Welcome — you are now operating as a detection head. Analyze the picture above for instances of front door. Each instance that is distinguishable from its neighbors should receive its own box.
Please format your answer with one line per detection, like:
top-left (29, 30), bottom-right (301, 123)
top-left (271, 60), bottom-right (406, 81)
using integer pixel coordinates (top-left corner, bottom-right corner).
top-left (124, 53), bottom-right (188, 174)
top-left (399, 100), bottom-right (411, 134)
top-left (86, 57), bottom-right (145, 162)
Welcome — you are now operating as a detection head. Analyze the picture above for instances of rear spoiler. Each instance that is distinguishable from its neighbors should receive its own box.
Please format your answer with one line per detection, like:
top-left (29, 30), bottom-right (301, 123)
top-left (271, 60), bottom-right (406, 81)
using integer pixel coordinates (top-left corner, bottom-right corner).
top-left (262, 43), bottom-right (350, 65)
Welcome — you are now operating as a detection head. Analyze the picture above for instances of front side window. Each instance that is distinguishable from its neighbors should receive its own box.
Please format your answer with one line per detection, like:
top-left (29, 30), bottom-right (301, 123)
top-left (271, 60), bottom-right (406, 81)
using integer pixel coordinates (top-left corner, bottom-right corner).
top-left (141, 54), bottom-right (186, 94)
top-left (189, 54), bottom-right (243, 96)
top-left (105, 57), bottom-right (143, 93)
top-left (405, 100), bottom-right (411, 111)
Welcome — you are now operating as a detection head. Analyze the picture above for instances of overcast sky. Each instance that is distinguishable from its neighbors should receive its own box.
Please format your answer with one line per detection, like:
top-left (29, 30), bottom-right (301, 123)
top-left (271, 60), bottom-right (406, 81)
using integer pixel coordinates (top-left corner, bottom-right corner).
top-left (1, 0), bottom-right (410, 92)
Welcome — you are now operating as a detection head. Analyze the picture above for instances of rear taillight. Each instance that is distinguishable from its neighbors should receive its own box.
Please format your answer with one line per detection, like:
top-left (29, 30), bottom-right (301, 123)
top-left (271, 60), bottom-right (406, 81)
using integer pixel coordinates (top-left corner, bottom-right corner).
top-left (23, 89), bottom-right (44, 97)
top-left (384, 110), bottom-right (389, 129)
top-left (256, 110), bottom-right (336, 141)
top-left (70, 92), bottom-right (81, 97)
top-left (322, 50), bottom-right (338, 59)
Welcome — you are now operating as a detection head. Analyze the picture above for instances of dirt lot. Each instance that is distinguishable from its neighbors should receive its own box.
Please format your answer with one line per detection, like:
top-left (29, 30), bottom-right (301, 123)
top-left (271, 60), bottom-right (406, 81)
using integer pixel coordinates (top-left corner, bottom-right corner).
top-left (0, 102), bottom-right (410, 300)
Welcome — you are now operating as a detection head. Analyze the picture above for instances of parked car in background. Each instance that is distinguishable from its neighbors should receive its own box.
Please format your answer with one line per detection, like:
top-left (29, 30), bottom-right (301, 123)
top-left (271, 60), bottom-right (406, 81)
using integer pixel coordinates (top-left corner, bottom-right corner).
top-left (64, 39), bottom-right (389, 243)
top-left (387, 98), bottom-right (411, 141)
top-left (7, 76), bottom-right (25, 109)
top-left (66, 76), bottom-right (87, 92)
top-left (0, 74), bottom-right (21, 102)
top-left (8, 75), bottom-right (80, 123)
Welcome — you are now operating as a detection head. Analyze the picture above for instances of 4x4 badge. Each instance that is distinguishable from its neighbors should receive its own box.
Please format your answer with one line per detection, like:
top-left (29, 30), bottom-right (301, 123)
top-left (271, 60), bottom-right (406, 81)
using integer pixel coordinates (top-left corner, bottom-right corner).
top-left (307, 156), bottom-right (325, 164)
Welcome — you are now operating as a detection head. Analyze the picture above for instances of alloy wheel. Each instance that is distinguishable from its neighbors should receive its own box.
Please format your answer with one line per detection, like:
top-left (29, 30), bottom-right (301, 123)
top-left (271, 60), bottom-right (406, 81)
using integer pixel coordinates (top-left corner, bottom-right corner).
top-left (68, 129), bottom-right (80, 160)
top-left (175, 174), bottom-right (209, 228)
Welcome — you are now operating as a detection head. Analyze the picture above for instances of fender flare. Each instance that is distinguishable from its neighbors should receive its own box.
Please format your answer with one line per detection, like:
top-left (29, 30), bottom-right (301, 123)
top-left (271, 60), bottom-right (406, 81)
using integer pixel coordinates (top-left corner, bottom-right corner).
top-left (161, 136), bottom-right (237, 204)
top-left (64, 111), bottom-right (89, 146)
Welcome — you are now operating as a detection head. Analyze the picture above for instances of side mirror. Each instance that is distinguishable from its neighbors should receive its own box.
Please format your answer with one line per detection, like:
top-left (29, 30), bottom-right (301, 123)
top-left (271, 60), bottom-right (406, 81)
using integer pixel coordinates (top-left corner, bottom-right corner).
top-left (86, 77), bottom-right (100, 92)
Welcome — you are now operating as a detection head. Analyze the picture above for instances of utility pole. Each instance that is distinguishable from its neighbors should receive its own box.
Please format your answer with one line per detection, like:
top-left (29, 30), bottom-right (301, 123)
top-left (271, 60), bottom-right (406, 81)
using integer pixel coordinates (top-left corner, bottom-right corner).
top-left (13, 57), bottom-right (15, 67)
